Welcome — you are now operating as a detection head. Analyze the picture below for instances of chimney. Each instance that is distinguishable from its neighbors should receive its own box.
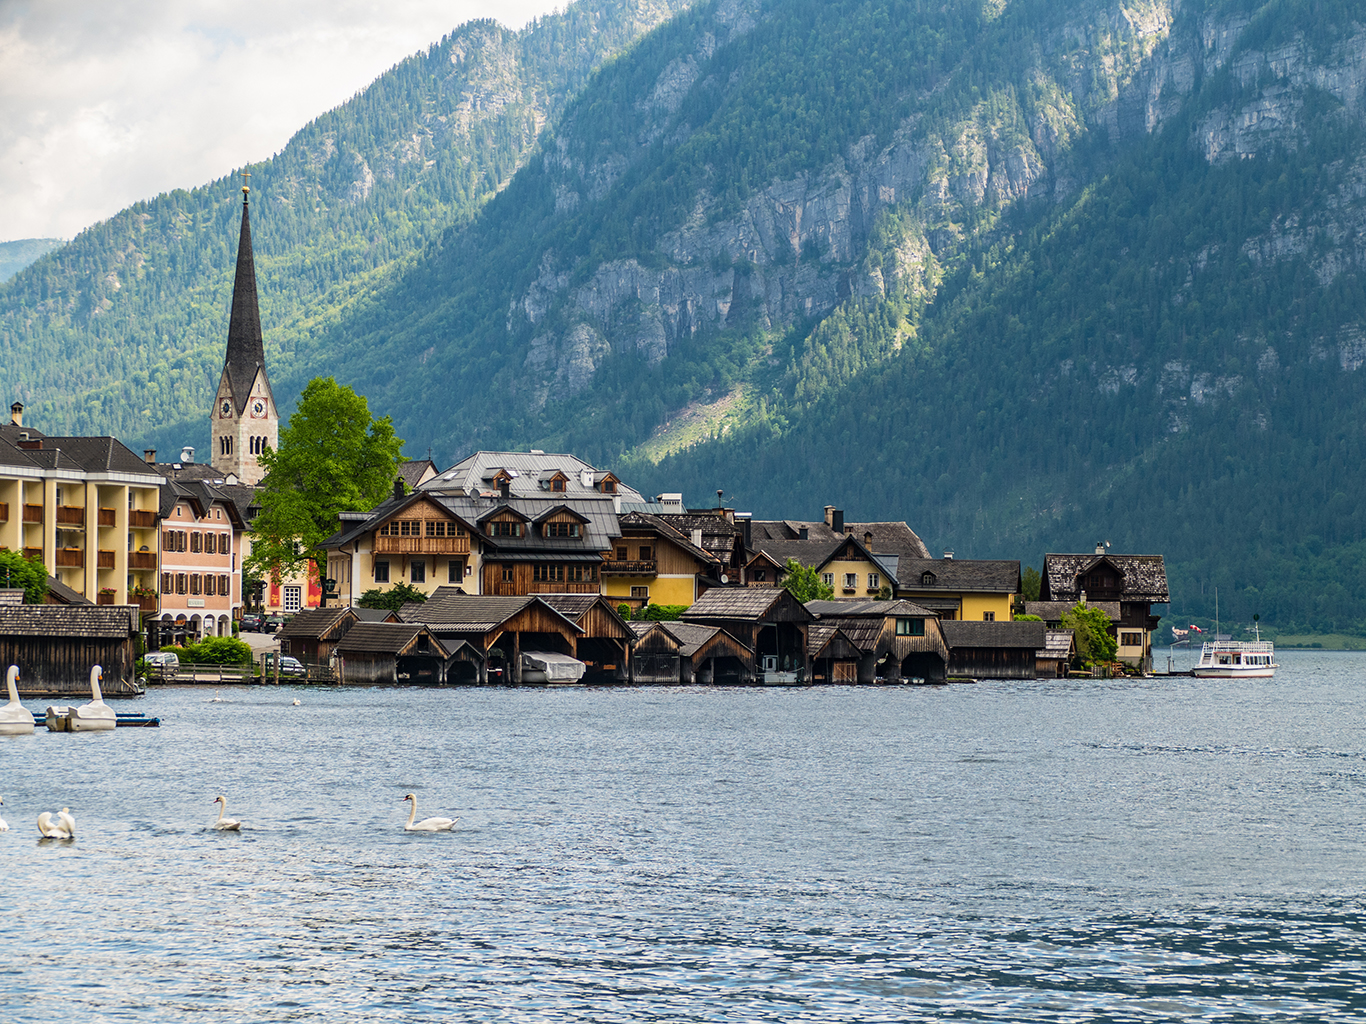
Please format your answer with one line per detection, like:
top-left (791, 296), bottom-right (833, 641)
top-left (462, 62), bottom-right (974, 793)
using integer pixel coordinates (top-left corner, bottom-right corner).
top-left (943, 550), bottom-right (954, 559)
top-left (394, 478), bottom-right (405, 501)
top-left (736, 512), bottom-right (752, 551)
top-left (824, 505), bottom-right (836, 526)
top-left (832, 509), bottom-right (844, 534)
top-left (691, 528), bottom-right (703, 548)
top-left (499, 478), bottom-right (510, 499)
top-left (1095, 542), bottom-right (1107, 555)
top-left (180, 445), bottom-right (195, 464)
top-left (798, 527), bottom-right (808, 540)
top-left (144, 449), bottom-right (156, 465)
top-left (17, 434), bottom-right (39, 450)
top-left (9, 401), bottom-right (21, 427)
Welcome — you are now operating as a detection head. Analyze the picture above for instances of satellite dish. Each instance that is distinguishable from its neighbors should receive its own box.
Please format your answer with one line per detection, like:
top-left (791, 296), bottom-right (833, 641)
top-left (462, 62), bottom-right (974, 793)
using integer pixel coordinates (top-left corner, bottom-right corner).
top-left (721, 574), bottom-right (730, 584)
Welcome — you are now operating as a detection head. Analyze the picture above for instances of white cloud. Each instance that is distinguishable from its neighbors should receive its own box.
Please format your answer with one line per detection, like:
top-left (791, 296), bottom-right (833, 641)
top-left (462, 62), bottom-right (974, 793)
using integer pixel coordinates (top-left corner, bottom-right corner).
top-left (0, 0), bottom-right (562, 241)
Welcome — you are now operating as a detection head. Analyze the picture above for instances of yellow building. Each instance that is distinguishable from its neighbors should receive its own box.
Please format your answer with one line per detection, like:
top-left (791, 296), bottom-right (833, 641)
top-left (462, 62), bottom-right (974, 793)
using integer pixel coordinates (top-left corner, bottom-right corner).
top-left (0, 404), bottom-right (162, 606)
top-left (894, 557), bottom-right (1020, 622)
top-left (600, 511), bottom-right (722, 612)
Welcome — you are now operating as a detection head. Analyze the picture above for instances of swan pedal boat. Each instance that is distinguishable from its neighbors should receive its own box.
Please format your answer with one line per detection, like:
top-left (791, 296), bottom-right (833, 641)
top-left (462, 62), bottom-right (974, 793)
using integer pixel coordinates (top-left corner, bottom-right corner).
top-left (47, 666), bottom-right (117, 732)
top-left (0, 666), bottom-right (35, 736)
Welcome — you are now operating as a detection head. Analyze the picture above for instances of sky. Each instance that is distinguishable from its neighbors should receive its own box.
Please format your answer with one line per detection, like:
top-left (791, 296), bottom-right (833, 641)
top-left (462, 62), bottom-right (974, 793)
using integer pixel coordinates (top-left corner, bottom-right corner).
top-left (0, 0), bottom-right (563, 242)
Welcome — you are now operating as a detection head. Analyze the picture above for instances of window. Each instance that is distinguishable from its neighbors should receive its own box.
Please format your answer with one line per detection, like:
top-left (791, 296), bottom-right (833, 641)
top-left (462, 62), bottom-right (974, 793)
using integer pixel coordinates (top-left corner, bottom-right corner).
top-left (374, 560), bottom-right (390, 583)
top-left (205, 533), bottom-right (216, 555)
top-left (220, 436), bottom-right (232, 456)
top-left (190, 532), bottom-right (202, 553)
top-left (501, 565), bottom-right (515, 582)
top-left (983, 611), bottom-right (995, 622)
top-left (552, 477), bottom-right (564, 492)
top-left (616, 546), bottom-right (628, 560)
top-left (600, 479), bottom-right (616, 493)
top-left (1121, 632), bottom-right (1143, 647)
top-left (631, 586), bottom-right (649, 599)
top-left (821, 573), bottom-right (834, 587)
top-left (533, 564), bottom-right (564, 583)
top-left (218, 575), bottom-right (229, 596)
top-left (220, 534), bottom-right (231, 556)
top-left (426, 521), bottom-right (449, 537)
top-left (896, 618), bottom-right (925, 637)
top-left (921, 572), bottom-right (936, 586)
top-left (490, 521), bottom-right (522, 538)
top-left (161, 572), bottom-right (172, 592)
top-left (753, 568), bottom-right (767, 582)
top-left (639, 546), bottom-right (653, 560)
top-left (176, 574), bottom-right (187, 595)
top-left (546, 521), bottom-right (581, 538)
top-left (844, 573), bottom-right (858, 589)
top-left (448, 560), bottom-right (464, 583)
top-left (568, 564), bottom-right (589, 583)
top-left (190, 574), bottom-right (201, 595)
top-left (868, 573), bottom-right (880, 590)
top-left (411, 561), bottom-right (426, 583)
top-left (283, 586), bottom-right (301, 612)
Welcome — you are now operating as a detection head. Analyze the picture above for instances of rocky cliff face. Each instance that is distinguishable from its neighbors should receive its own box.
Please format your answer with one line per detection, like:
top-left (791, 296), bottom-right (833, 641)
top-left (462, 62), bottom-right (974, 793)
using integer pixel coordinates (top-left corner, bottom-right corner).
top-left (505, 1), bottom-right (1366, 414)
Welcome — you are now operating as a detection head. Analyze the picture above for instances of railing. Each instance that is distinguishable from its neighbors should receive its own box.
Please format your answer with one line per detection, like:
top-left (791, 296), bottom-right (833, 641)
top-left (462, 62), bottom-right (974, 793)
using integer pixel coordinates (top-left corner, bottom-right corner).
top-left (55, 548), bottom-right (83, 568)
top-left (134, 594), bottom-right (158, 613)
top-left (22, 504), bottom-right (43, 524)
top-left (129, 510), bottom-right (157, 529)
top-left (373, 535), bottom-right (470, 555)
top-left (128, 551), bottom-right (157, 569)
top-left (98, 507), bottom-right (116, 527)
top-left (601, 560), bottom-right (656, 576)
top-left (98, 550), bottom-right (115, 569)
top-left (56, 505), bottom-right (85, 527)
top-left (97, 592), bottom-right (116, 605)
top-left (0, 501), bottom-right (7, 522)
top-left (23, 547), bottom-right (42, 561)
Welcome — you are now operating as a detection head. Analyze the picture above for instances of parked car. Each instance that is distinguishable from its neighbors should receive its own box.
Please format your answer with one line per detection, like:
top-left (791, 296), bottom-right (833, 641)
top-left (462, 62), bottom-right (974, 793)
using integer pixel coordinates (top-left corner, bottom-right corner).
top-left (263, 654), bottom-right (307, 678)
top-left (240, 613), bottom-right (263, 632)
top-left (262, 614), bottom-right (286, 634)
top-left (142, 651), bottom-right (180, 680)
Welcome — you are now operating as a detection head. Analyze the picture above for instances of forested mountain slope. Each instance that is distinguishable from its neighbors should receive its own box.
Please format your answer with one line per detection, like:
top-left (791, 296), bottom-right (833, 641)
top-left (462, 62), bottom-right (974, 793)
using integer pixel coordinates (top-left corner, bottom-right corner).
top-left (315, 0), bottom-right (1366, 630)
top-left (0, 0), bottom-right (695, 455)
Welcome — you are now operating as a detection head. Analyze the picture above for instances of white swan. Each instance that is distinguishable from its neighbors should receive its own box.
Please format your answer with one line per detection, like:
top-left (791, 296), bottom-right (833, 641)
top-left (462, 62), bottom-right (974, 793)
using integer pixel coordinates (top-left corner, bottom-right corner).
top-left (71, 666), bottom-right (116, 732)
top-left (0, 666), bottom-right (35, 735)
top-left (0, 795), bottom-right (8, 831)
top-left (211, 795), bottom-right (241, 831)
top-left (206, 691), bottom-right (225, 703)
top-left (37, 807), bottom-right (74, 839)
top-left (402, 793), bottom-right (458, 832)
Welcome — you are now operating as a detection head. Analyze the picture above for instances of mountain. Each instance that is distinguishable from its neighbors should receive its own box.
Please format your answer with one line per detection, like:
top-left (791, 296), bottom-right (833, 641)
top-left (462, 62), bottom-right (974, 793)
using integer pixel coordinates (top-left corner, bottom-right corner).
top-left (313, 0), bottom-right (1366, 632)
top-left (0, 0), bottom-right (696, 456)
top-left (0, 239), bottom-right (65, 282)
top-left (6, 0), bottom-right (1366, 632)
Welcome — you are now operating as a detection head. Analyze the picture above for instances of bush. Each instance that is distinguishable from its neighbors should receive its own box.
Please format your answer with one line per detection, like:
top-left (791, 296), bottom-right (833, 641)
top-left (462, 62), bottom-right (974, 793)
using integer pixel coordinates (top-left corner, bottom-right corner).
top-left (633, 603), bottom-right (688, 621)
top-left (171, 636), bottom-right (253, 665)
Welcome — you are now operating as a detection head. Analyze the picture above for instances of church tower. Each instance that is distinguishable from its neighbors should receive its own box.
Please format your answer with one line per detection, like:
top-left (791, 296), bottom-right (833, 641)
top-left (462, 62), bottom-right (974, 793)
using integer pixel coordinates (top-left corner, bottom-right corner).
top-left (210, 182), bottom-right (278, 486)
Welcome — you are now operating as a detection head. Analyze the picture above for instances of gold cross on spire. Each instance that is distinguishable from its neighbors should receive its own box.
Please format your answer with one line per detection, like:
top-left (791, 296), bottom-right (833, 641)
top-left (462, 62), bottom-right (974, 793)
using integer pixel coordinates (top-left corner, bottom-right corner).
top-left (241, 169), bottom-right (251, 202)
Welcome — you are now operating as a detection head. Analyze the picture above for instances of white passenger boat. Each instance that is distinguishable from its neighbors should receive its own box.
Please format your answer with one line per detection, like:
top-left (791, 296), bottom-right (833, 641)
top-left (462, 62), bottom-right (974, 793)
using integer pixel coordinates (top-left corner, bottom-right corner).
top-left (1193, 639), bottom-right (1277, 678)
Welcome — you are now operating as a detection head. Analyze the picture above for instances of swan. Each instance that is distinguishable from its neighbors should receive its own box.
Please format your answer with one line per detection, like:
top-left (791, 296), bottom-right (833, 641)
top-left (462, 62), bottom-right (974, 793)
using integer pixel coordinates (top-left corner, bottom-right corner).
top-left (37, 807), bottom-right (74, 839)
top-left (206, 691), bottom-right (225, 703)
top-left (71, 666), bottom-right (116, 732)
top-left (402, 793), bottom-right (458, 832)
top-left (0, 666), bottom-right (35, 735)
top-left (0, 795), bottom-right (8, 831)
top-left (291, 698), bottom-right (301, 706)
top-left (211, 795), bottom-right (241, 831)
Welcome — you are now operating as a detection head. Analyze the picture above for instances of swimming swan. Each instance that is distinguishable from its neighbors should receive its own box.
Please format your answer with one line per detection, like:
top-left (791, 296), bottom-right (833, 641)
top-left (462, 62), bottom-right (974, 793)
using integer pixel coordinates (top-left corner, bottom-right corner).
top-left (37, 807), bottom-right (74, 839)
top-left (71, 666), bottom-right (116, 732)
top-left (0, 795), bottom-right (8, 831)
top-left (402, 793), bottom-right (458, 832)
top-left (0, 666), bottom-right (34, 735)
top-left (212, 795), bottom-right (241, 831)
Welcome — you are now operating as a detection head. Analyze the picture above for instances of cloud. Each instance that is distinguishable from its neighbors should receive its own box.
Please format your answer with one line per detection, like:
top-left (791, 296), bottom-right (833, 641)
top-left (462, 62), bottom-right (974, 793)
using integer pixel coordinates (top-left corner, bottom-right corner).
top-left (0, 0), bottom-right (561, 241)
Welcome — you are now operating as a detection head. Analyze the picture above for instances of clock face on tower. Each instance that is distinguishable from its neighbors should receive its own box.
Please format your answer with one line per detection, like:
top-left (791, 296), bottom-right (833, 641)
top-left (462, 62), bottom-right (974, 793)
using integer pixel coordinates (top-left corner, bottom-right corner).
top-left (251, 399), bottom-right (266, 418)
top-left (219, 399), bottom-right (231, 418)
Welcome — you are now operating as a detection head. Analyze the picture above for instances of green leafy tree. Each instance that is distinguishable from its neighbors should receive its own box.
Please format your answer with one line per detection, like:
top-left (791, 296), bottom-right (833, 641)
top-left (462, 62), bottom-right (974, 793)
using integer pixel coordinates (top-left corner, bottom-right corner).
top-left (781, 558), bottom-right (834, 603)
top-left (1022, 566), bottom-right (1041, 603)
top-left (180, 636), bottom-right (253, 665)
top-left (247, 377), bottom-right (405, 583)
top-left (1061, 603), bottom-right (1118, 664)
top-left (0, 549), bottom-right (49, 604)
top-left (358, 582), bottom-right (428, 612)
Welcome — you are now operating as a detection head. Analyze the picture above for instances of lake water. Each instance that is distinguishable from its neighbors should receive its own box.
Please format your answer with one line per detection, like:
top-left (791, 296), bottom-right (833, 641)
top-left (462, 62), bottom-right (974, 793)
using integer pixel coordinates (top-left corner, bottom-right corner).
top-left (3, 650), bottom-right (1365, 1021)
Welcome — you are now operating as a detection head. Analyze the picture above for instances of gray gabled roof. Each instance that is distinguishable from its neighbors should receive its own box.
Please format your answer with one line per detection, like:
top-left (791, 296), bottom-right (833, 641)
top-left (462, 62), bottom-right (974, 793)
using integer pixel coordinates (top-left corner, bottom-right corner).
top-left (422, 450), bottom-right (644, 502)
top-left (683, 586), bottom-right (813, 623)
top-left (401, 592), bottom-right (582, 635)
top-left (941, 620), bottom-right (1046, 649)
top-left (805, 599), bottom-right (937, 618)
top-left (334, 622), bottom-right (430, 655)
top-left (0, 603), bottom-right (137, 637)
top-left (897, 558), bottom-right (1021, 594)
top-left (1042, 553), bottom-right (1170, 604)
top-left (277, 606), bottom-right (355, 640)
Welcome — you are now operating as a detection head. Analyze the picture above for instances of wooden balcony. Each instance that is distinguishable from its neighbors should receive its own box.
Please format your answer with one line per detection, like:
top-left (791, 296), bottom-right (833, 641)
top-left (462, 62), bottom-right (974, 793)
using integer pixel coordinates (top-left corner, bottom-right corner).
top-left (0, 501), bottom-right (7, 522)
top-left (601, 559), bottom-right (657, 576)
top-left (485, 580), bottom-right (599, 596)
top-left (98, 550), bottom-right (116, 569)
top-left (97, 592), bottom-right (115, 606)
top-left (128, 551), bottom-right (157, 570)
top-left (23, 547), bottom-right (42, 561)
top-left (98, 507), bottom-right (116, 527)
top-left (56, 505), bottom-right (85, 527)
top-left (373, 535), bottom-right (470, 555)
top-left (55, 548), bottom-right (84, 568)
top-left (22, 504), bottom-right (43, 524)
top-left (129, 510), bottom-right (157, 529)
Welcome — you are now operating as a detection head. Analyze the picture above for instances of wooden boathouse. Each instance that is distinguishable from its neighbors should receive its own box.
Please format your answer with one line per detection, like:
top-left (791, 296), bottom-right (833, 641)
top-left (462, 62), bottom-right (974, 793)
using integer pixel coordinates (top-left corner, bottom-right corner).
top-left (941, 620), bottom-right (1046, 680)
top-left (628, 620), bottom-right (752, 685)
top-left (0, 601), bottom-right (142, 696)
top-left (334, 622), bottom-right (449, 686)
top-left (804, 599), bottom-right (949, 683)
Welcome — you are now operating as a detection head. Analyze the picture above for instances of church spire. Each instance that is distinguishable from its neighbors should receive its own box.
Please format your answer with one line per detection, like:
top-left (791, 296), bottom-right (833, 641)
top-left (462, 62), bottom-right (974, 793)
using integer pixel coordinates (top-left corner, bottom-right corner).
top-left (224, 181), bottom-right (266, 413)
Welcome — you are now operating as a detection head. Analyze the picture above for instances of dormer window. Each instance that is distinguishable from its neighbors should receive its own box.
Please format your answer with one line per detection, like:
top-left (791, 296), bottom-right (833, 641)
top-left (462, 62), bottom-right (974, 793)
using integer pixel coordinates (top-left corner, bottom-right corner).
top-left (489, 521), bottom-right (523, 538)
top-left (545, 521), bottom-right (581, 538)
top-left (921, 571), bottom-right (936, 586)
